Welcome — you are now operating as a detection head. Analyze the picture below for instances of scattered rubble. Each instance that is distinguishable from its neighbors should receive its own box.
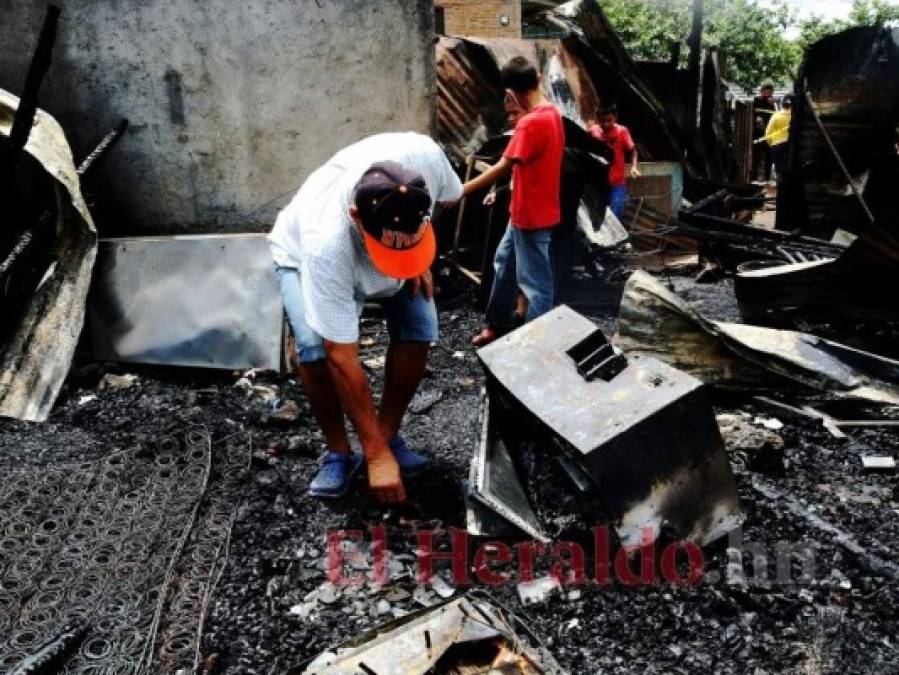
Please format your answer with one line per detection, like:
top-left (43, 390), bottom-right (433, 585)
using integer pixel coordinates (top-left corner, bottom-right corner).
top-left (717, 412), bottom-right (786, 473)
top-left (2, 297), bottom-right (898, 673)
top-left (2, 3), bottom-right (899, 675)
top-left (97, 372), bottom-right (137, 390)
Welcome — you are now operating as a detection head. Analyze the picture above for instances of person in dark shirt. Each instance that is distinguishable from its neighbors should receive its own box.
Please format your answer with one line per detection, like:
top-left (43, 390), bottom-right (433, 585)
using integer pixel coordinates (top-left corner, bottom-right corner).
top-left (753, 83), bottom-right (776, 182)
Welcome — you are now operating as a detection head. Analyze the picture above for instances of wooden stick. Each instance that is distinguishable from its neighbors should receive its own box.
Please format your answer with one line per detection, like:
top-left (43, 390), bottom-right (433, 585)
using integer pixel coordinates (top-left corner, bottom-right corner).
top-left (450, 259), bottom-right (481, 285)
top-left (451, 155), bottom-right (476, 256)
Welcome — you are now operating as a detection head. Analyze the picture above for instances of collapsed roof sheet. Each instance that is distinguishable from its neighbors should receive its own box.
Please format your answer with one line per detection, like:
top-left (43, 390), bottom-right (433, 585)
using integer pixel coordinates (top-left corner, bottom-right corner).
top-left (0, 89), bottom-right (97, 422)
top-left (541, 0), bottom-right (699, 174)
top-left (617, 271), bottom-right (899, 405)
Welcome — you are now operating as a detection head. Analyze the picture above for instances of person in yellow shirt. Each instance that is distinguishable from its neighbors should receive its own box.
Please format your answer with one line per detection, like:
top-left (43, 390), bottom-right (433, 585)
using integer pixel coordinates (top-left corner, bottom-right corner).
top-left (765, 94), bottom-right (792, 177)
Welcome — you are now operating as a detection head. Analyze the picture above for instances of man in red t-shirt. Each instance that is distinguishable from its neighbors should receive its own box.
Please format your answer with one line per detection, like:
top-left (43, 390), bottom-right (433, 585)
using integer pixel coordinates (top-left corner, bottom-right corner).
top-left (589, 104), bottom-right (639, 220)
top-left (461, 56), bottom-right (564, 347)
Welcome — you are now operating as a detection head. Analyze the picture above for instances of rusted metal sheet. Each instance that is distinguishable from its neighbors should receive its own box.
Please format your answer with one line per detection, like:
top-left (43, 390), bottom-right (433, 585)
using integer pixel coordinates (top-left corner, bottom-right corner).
top-left (436, 36), bottom-right (600, 166)
top-left (436, 34), bottom-right (623, 258)
top-left (699, 49), bottom-right (735, 182)
top-left (478, 305), bottom-right (743, 547)
top-left (436, 36), bottom-right (507, 164)
top-left (787, 27), bottom-right (899, 238)
top-left (436, 0), bottom-right (699, 171)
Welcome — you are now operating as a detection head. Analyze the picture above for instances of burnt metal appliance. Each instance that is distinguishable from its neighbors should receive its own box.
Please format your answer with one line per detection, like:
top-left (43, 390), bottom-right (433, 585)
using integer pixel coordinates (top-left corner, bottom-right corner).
top-left (476, 305), bottom-right (742, 547)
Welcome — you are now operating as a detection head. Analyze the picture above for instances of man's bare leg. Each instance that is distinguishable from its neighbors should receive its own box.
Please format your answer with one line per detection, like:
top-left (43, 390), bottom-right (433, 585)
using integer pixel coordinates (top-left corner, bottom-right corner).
top-left (378, 342), bottom-right (429, 441)
top-left (298, 361), bottom-right (351, 454)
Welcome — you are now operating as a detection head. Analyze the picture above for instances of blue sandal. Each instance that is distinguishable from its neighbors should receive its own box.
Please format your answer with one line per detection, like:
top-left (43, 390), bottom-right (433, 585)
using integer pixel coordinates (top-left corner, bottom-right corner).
top-left (308, 450), bottom-right (363, 498)
top-left (389, 435), bottom-right (432, 478)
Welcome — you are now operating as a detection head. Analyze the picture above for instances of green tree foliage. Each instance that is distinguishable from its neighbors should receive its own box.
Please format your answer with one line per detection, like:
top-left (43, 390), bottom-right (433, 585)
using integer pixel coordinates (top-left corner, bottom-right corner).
top-left (598, 0), bottom-right (899, 92)
top-left (701, 0), bottom-right (796, 91)
top-left (795, 0), bottom-right (899, 54)
top-left (598, 0), bottom-right (797, 91)
top-left (599, 0), bottom-right (690, 63)
top-left (849, 0), bottom-right (899, 25)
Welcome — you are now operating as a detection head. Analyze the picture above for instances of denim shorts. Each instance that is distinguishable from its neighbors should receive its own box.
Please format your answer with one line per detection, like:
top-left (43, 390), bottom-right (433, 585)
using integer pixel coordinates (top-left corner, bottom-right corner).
top-left (276, 266), bottom-right (438, 363)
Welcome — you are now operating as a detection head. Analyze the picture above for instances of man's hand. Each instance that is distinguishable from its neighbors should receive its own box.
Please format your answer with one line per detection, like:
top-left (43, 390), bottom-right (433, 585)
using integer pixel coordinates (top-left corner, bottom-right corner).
top-left (630, 166), bottom-right (641, 178)
top-left (410, 270), bottom-right (434, 300)
top-left (462, 156), bottom-right (513, 196)
top-left (323, 340), bottom-right (407, 505)
top-left (482, 190), bottom-right (496, 206)
top-left (366, 450), bottom-right (406, 503)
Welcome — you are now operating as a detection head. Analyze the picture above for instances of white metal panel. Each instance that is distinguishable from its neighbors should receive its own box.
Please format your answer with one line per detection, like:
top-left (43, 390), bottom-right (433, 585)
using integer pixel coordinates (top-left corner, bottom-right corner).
top-left (89, 233), bottom-right (283, 370)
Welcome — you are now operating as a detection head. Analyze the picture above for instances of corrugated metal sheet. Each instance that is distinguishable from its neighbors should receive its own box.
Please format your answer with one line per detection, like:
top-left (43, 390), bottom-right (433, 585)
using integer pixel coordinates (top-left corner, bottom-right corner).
top-left (436, 36), bottom-right (507, 165)
top-left (436, 36), bottom-right (600, 166)
top-left (435, 34), bottom-right (619, 260)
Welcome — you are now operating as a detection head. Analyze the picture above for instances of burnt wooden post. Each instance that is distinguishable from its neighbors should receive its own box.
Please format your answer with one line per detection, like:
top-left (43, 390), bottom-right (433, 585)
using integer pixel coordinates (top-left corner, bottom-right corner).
top-left (685, 0), bottom-right (704, 137)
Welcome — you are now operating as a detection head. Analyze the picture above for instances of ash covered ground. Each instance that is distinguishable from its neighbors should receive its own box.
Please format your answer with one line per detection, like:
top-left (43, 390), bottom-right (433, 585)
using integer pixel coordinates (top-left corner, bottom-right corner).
top-left (2, 268), bottom-right (898, 674)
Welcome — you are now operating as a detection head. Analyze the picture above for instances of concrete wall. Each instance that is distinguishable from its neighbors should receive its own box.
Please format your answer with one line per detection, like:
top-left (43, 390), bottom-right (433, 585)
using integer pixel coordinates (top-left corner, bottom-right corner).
top-left (436, 0), bottom-right (522, 38)
top-left (0, 0), bottom-right (435, 235)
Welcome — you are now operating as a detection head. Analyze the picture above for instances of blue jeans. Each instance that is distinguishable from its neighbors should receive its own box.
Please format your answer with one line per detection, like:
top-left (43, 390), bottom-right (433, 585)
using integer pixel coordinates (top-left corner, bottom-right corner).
top-left (485, 224), bottom-right (554, 328)
top-left (550, 217), bottom-right (577, 302)
top-left (609, 184), bottom-right (628, 220)
top-left (276, 266), bottom-right (438, 363)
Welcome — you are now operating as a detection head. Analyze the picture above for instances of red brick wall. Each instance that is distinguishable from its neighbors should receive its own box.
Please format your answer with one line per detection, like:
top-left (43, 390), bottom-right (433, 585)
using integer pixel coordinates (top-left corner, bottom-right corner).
top-left (435, 0), bottom-right (522, 38)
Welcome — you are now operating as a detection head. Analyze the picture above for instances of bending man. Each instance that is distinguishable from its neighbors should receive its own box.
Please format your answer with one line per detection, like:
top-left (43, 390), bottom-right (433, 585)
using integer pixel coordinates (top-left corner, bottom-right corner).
top-left (268, 133), bottom-right (463, 503)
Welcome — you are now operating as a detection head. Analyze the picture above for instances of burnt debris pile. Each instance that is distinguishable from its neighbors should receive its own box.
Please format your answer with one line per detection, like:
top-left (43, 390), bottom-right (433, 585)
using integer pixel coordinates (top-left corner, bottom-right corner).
top-left (2, 1), bottom-right (899, 675)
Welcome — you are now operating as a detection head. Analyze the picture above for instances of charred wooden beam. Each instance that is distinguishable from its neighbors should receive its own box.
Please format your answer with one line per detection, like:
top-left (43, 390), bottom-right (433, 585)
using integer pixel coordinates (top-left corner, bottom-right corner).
top-left (685, 0), bottom-right (704, 136)
top-left (683, 188), bottom-right (727, 215)
top-left (0, 4), bottom-right (60, 188)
